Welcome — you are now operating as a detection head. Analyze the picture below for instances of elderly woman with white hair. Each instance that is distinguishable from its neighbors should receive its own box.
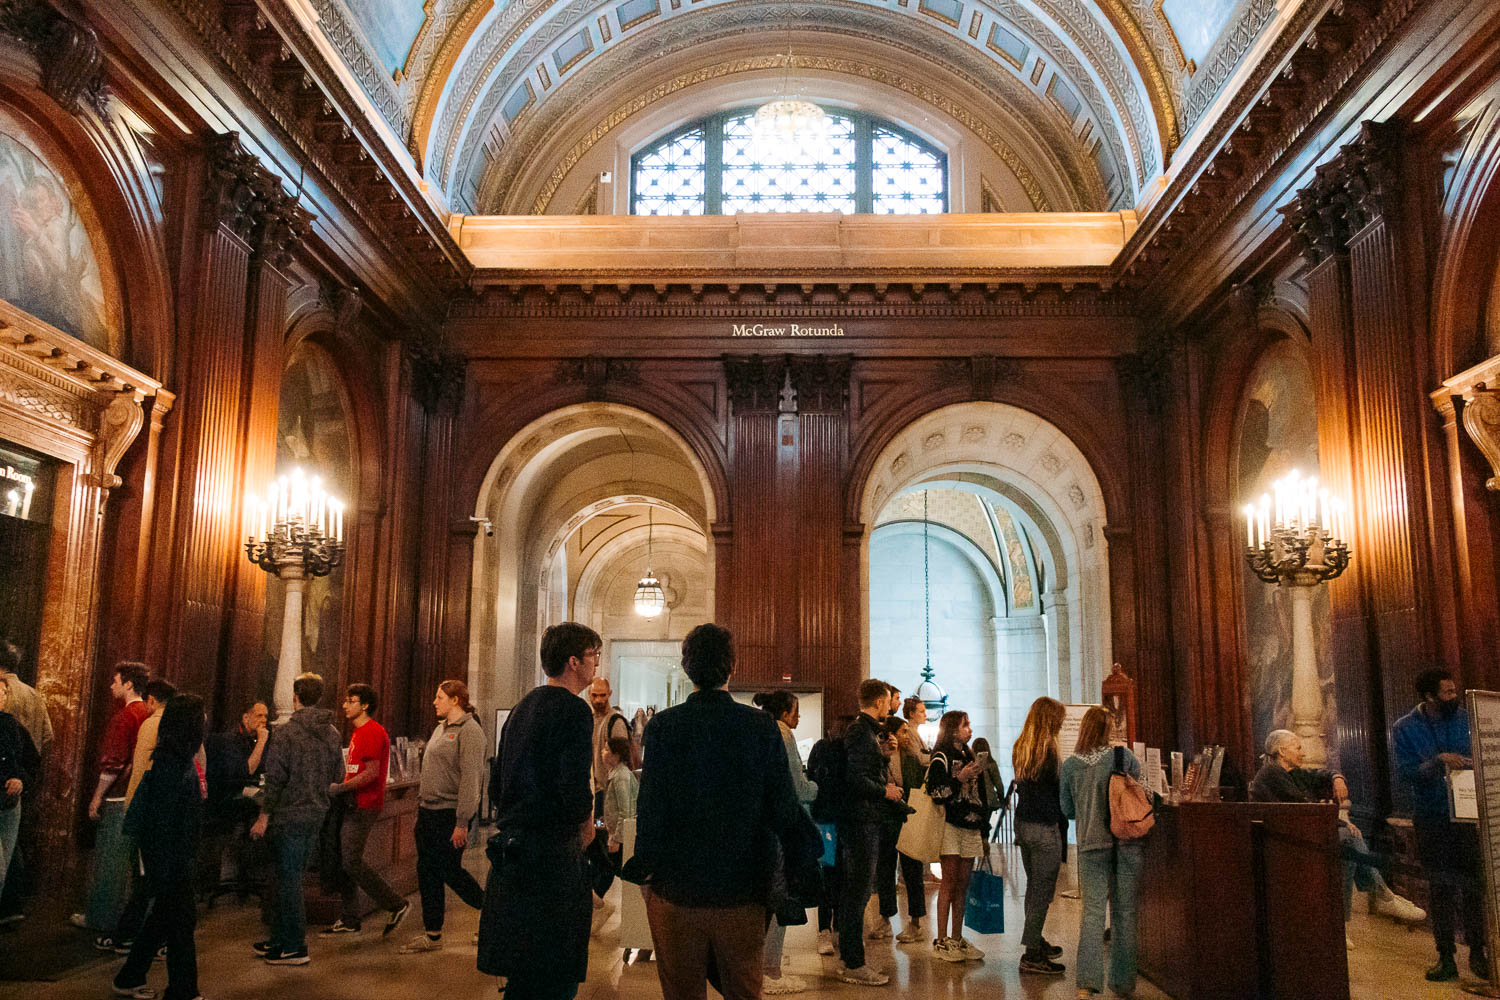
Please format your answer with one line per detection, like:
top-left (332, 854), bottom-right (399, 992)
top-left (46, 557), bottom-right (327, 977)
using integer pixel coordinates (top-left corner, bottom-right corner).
top-left (1249, 729), bottom-right (1425, 933)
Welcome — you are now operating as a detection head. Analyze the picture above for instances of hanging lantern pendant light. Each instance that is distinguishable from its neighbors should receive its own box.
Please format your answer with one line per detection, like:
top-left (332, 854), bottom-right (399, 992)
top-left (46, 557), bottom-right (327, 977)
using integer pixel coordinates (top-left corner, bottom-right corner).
top-left (634, 506), bottom-right (665, 619)
top-left (914, 490), bottom-right (948, 718)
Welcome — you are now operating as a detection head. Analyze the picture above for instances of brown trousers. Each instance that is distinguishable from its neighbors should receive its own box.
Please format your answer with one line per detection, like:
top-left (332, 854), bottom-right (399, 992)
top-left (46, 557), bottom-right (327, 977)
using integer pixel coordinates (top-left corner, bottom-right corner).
top-left (644, 889), bottom-right (765, 1000)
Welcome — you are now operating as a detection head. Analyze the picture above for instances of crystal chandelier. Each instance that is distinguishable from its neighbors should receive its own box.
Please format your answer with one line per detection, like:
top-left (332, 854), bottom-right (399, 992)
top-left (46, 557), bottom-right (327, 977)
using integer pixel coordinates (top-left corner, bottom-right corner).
top-left (634, 506), bottom-right (665, 619)
top-left (750, 32), bottom-right (829, 156)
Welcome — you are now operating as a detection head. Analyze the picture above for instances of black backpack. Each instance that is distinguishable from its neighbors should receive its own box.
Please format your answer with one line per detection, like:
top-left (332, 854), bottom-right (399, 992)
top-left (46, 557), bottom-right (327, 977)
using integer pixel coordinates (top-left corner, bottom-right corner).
top-left (808, 736), bottom-right (850, 823)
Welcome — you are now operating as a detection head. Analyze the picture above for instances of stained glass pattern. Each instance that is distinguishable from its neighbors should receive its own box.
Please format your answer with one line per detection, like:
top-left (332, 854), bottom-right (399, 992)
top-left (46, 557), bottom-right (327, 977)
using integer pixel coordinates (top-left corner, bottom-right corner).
top-left (719, 112), bottom-right (857, 214)
top-left (872, 126), bottom-right (946, 214)
top-left (633, 127), bottom-right (707, 215)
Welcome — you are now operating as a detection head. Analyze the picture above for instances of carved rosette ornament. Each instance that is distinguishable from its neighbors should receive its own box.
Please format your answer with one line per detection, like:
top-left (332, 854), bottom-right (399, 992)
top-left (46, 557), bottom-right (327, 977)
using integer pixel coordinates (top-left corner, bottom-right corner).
top-left (1462, 388), bottom-right (1500, 492)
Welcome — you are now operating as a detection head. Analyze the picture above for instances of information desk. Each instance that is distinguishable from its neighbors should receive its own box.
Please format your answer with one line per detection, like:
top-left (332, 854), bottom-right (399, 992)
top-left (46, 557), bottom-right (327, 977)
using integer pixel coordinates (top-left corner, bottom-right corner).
top-left (1138, 801), bottom-right (1348, 1000)
top-left (302, 778), bottom-right (421, 924)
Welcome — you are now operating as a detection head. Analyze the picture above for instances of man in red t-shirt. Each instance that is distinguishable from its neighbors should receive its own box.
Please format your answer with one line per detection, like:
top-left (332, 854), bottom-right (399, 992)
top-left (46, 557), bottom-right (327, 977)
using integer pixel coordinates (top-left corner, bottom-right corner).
top-left (322, 684), bottom-right (409, 936)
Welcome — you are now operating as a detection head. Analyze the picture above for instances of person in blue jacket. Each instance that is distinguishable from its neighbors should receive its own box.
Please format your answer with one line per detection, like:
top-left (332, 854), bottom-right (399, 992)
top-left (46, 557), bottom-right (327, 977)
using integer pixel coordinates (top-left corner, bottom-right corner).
top-left (1391, 668), bottom-right (1487, 983)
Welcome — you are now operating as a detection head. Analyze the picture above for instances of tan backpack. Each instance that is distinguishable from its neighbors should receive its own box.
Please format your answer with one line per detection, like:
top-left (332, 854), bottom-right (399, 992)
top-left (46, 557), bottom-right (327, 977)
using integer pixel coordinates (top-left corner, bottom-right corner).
top-left (1108, 746), bottom-right (1155, 839)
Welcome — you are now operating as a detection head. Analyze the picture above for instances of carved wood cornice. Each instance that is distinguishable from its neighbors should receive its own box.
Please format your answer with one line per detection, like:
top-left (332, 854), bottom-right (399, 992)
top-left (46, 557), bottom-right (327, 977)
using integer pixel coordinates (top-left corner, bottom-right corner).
top-left (452, 281), bottom-right (1134, 319)
top-left (1120, 0), bottom-right (1423, 295)
top-left (127, 0), bottom-right (468, 306)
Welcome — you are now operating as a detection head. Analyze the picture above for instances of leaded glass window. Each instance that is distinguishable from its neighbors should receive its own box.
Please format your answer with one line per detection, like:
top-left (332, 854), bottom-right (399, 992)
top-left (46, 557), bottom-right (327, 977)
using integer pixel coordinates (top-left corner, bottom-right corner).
top-left (631, 108), bottom-right (947, 215)
top-left (632, 126), bottom-right (707, 216)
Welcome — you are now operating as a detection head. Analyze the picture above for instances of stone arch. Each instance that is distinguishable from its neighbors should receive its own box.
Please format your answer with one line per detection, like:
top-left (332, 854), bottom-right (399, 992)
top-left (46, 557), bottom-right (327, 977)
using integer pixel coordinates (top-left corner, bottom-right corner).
top-left (469, 403), bottom-right (717, 716)
top-left (856, 401), bottom-right (1110, 701)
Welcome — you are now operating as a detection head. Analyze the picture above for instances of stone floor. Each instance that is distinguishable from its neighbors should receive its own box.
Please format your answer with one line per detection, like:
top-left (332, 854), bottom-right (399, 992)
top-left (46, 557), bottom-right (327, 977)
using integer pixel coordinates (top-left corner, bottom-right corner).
top-left (0, 840), bottom-right (1480, 999)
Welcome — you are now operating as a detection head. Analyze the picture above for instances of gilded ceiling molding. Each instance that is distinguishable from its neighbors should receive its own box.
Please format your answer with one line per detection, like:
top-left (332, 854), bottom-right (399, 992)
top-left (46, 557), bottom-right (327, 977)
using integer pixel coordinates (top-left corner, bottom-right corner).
top-left (436, 0), bottom-right (1131, 203)
top-left (305, 0), bottom-right (407, 130)
top-left (985, 0), bottom-right (1152, 183)
top-left (1148, 0), bottom-right (1188, 70)
top-left (1090, 0), bottom-right (1179, 154)
top-left (519, 54), bottom-right (1058, 215)
top-left (1180, 0), bottom-right (1278, 133)
top-left (406, 0), bottom-right (494, 165)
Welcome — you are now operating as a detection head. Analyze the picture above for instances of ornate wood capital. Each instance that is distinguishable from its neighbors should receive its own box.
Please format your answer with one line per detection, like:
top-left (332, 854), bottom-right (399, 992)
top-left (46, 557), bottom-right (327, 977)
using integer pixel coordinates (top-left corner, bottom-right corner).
top-left (405, 340), bottom-right (464, 413)
top-left (203, 133), bottom-right (264, 241)
top-left (724, 355), bottom-right (787, 413)
top-left (1283, 119), bottom-right (1404, 264)
top-left (1119, 335), bottom-right (1176, 416)
top-left (0, 0), bottom-right (107, 115)
top-left (252, 182), bottom-right (312, 271)
top-left (786, 355), bottom-right (850, 414)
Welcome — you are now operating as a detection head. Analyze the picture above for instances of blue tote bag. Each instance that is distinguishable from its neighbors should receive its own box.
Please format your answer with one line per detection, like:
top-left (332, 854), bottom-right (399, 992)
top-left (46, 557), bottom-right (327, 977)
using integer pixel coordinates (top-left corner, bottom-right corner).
top-left (818, 822), bottom-right (838, 868)
top-left (964, 850), bottom-right (1005, 935)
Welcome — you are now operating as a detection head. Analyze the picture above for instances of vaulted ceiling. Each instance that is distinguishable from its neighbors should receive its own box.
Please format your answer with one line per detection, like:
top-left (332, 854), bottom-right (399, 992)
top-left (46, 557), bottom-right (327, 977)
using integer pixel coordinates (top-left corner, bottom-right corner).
top-left (305, 0), bottom-right (1283, 214)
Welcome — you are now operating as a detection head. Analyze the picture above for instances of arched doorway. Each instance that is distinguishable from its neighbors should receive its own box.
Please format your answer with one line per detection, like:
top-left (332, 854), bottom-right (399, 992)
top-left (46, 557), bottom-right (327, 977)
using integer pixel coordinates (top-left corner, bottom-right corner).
top-left (469, 403), bottom-right (717, 718)
top-left (857, 402), bottom-right (1110, 764)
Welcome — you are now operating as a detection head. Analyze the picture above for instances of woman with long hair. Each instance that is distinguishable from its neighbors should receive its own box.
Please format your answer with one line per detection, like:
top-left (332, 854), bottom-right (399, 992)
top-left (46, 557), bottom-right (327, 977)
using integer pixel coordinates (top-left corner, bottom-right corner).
top-left (753, 689), bottom-right (818, 995)
top-left (111, 693), bottom-right (206, 1000)
top-left (400, 680), bottom-right (487, 954)
top-left (807, 716), bottom-right (852, 956)
top-left (1061, 705), bottom-right (1145, 1000)
top-left (888, 712), bottom-right (930, 945)
top-left (1011, 696), bottom-right (1068, 976)
top-left (924, 709), bottom-right (988, 963)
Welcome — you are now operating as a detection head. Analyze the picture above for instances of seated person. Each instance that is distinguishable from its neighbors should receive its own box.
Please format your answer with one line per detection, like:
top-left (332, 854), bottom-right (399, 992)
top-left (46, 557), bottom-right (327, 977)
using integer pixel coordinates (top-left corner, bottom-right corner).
top-left (1250, 730), bottom-right (1424, 925)
top-left (203, 701), bottom-right (270, 887)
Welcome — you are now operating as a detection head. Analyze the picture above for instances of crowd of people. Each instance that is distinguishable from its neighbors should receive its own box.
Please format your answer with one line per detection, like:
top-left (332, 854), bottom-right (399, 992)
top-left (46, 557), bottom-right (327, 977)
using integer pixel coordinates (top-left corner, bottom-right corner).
top-left (0, 630), bottom-right (1486, 999)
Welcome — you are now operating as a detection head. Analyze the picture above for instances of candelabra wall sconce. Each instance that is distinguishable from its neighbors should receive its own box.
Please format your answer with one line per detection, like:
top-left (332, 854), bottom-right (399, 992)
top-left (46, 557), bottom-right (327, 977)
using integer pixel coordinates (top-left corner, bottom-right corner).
top-left (1241, 471), bottom-right (1352, 767)
top-left (244, 468), bottom-right (345, 721)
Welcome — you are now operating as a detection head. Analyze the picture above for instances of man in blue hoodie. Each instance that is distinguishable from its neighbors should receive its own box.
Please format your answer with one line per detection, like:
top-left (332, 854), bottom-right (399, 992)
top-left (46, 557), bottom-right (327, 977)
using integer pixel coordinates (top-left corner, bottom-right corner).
top-left (1392, 668), bottom-right (1487, 982)
top-left (249, 672), bottom-right (343, 967)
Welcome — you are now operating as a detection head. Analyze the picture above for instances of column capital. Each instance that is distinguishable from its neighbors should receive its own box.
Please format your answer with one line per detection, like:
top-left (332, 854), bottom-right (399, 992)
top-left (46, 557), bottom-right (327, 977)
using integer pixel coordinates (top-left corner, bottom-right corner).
top-left (1282, 119), bottom-right (1404, 263)
top-left (786, 354), bottom-right (851, 413)
top-left (723, 354), bottom-right (787, 412)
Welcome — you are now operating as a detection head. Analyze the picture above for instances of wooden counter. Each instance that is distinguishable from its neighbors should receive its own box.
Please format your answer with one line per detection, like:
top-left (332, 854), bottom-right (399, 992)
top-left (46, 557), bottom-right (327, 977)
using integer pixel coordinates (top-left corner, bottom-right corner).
top-left (303, 778), bottom-right (421, 924)
top-left (1138, 801), bottom-right (1349, 1000)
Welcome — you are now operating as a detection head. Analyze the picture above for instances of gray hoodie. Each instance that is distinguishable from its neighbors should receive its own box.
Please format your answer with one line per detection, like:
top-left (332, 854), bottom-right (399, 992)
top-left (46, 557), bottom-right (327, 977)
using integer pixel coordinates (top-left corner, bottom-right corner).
top-left (261, 706), bottom-right (343, 831)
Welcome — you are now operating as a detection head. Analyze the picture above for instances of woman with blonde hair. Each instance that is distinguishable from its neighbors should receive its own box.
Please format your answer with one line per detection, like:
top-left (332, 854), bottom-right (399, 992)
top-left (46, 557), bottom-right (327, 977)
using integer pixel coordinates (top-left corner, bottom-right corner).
top-left (1061, 705), bottom-right (1146, 1000)
top-left (1012, 697), bottom-right (1068, 976)
top-left (924, 709), bottom-right (988, 963)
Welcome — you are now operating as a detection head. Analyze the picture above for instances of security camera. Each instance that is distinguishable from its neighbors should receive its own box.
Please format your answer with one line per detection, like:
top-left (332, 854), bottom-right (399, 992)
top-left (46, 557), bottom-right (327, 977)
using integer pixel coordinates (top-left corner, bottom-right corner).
top-left (470, 516), bottom-right (493, 537)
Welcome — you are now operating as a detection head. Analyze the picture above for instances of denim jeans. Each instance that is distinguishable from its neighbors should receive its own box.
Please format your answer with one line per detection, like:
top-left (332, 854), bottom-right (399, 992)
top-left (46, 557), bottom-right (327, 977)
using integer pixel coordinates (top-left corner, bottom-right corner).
top-left (271, 822), bottom-right (318, 952)
top-left (1339, 825), bottom-right (1385, 920)
top-left (1076, 844), bottom-right (1143, 994)
top-left (1016, 820), bottom-right (1062, 955)
top-left (0, 805), bottom-right (18, 898)
top-left (85, 799), bottom-right (131, 931)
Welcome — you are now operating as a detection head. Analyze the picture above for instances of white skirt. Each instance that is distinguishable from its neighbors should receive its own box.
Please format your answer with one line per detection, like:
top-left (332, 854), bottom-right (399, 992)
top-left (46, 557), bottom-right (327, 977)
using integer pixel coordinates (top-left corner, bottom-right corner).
top-left (940, 822), bottom-right (984, 859)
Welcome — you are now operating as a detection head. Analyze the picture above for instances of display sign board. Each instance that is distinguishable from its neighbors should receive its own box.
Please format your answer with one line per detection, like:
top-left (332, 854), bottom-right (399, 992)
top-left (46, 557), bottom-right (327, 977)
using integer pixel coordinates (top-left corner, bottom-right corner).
top-left (1060, 704), bottom-right (1093, 758)
top-left (1465, 691), bottom-right (1500, 995)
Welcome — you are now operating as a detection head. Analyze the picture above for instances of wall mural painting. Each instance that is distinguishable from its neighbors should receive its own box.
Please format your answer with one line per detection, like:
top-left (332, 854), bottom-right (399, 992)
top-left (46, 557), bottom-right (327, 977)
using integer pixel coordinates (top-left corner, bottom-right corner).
top-left (262, 343), bottom-right (354, 699)
top-left (1160, 0), bottom-right (1240, 66)
top-left (346, 0), bottom-right (427, 78)
top-left (0, 126), bottom-right (113, 353)
top-left (990, 503), bottom-right (1035, 611)
top-left (1237, 342), bottom-right (1335, 763)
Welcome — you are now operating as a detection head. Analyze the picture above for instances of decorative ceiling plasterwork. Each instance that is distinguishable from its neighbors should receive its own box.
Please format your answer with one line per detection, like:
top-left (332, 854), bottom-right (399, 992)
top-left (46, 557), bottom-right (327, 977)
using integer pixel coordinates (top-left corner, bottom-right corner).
top-left (307, 0), bottom-right (409, 131)
top-left (433, 0), bottom-right (1147, 206)
top-left (513, 54), bottom-right (1063, 215)
top-left (482, 35), bottom-right (1092, 216)
top-left (1178, 0), bottom-right (1279, 133)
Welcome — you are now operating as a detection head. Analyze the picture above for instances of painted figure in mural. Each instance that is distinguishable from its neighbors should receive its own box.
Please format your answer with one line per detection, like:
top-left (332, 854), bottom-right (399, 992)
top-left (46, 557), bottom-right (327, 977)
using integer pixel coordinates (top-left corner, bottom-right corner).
top-left (0, 130), bottom-right (110, 350)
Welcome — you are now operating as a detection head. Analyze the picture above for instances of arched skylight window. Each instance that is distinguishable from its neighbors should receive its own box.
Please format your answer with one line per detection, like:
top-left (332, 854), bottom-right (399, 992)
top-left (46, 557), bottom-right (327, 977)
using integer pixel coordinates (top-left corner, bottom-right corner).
top-left (632, 108), bottom-right (947, 216)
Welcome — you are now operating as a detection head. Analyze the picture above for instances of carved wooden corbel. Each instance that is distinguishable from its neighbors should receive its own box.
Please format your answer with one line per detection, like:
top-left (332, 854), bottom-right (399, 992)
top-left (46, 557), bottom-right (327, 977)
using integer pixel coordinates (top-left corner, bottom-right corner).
top-left (0, 0), bottom-right (107, 115)
top-left (90, 390), bottom-right (144, 490)
top-left (1462, 386), bottom-right (1500, 492)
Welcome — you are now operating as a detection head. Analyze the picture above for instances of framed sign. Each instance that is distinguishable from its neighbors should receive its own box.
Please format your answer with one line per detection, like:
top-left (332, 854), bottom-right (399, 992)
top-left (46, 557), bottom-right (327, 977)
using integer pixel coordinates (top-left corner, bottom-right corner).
top-left (1466, 690), bottom-right (1500, 995)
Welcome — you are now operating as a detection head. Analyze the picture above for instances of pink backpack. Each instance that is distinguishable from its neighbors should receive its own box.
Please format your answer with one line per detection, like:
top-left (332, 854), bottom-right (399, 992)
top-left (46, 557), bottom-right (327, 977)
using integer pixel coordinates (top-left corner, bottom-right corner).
top-left (1108, 746), bottom-right (1155, 839)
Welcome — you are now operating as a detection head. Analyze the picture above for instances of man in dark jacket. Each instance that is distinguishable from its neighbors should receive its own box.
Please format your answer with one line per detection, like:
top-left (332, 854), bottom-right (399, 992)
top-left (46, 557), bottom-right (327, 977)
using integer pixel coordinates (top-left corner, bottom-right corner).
top-left (250, 672), bottom-right (342, 966)
top-left (632, 624), bottom-right (811, 999)
top-left (835, 677), bottom-right (905, 986)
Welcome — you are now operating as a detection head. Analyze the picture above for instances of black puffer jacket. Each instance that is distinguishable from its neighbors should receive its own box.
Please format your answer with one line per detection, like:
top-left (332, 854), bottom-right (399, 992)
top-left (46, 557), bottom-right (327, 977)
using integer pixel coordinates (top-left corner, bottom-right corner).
top-left (0, 711), bottom-right (38, 811)
top-left (261, 707), bottom-right (342, 829)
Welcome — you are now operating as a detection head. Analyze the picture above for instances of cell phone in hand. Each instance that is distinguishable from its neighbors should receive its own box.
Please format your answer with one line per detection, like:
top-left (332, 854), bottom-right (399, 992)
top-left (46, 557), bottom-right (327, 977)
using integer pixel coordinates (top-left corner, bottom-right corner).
top-left (975, 751), bottom-right (991, 766)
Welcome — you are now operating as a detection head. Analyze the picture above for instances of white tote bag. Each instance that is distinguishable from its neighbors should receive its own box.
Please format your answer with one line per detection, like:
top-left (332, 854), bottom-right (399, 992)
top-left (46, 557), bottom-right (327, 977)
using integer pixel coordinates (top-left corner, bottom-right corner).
top-left (896, 788), bottom-right (945, 864)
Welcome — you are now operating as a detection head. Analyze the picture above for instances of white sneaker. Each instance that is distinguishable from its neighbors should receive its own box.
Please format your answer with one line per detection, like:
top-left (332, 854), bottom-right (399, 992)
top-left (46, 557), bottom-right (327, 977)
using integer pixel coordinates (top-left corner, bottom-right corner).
top-left (1374, 892), bottom-right (1426, 923)
top-left (763, 974), bottom-right (808, 995)
top-left (816, 929), bottom-right (835, 955)
top-left (932, 937), bottom-right (966, 963)
top-left (866, 915), bottom-right (892, 940)
top-left (836, 964), bottom-right (890, 986)
top-left (957, 936), bottom-right (985, 961)
top-left (896, 920), bottom-right (924, 944)
top-left (398, 934), bottom-right (442, 953)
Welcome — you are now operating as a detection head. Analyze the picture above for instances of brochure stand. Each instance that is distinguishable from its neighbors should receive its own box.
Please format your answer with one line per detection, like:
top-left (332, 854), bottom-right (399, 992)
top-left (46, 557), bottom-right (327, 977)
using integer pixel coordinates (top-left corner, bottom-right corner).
top-left (1464, 691), bottom-right (1500, 997)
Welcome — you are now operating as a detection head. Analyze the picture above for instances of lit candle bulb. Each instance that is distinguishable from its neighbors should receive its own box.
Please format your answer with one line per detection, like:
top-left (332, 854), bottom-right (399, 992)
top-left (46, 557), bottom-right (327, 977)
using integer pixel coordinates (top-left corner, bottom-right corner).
top-left (1259, 495), bottom-right (1270, 547)
top-left (1244, 505), bottom-right (1255, 549)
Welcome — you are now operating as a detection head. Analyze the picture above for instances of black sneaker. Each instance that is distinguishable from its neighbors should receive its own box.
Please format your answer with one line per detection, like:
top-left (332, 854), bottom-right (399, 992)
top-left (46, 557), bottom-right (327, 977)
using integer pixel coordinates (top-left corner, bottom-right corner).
top-left (384, 901), bottom-right (411, 937)
top-left (319, 920), bottom-right (360, 936)
top-left (251, 939), bottom-right (273, 956)
top-left (1426, 956), bottom-right (1459, 982)
top-left (263, 946), bottom-right (310, 966)
top-left (1019, 955), bottom-right (1066, 976)
top-left (1041, 938), bottom-right (1064, 959)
